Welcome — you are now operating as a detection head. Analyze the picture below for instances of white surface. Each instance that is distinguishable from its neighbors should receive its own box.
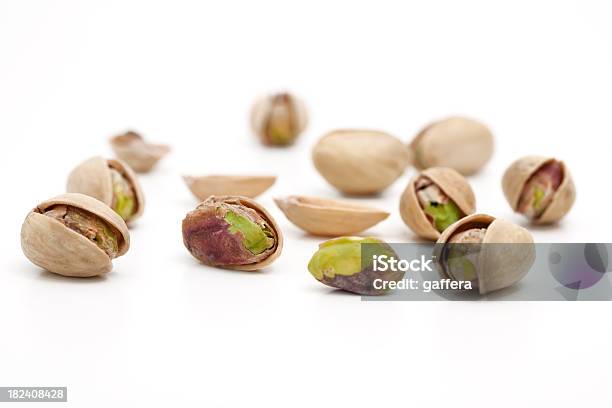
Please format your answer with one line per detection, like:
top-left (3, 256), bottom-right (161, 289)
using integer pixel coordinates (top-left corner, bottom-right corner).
top-left (1, 0), bottom-right (612, 406)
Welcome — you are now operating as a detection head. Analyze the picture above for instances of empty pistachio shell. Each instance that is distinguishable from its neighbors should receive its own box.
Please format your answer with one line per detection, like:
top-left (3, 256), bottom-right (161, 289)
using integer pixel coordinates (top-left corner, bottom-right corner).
top-left (21, 193), bottom-right (130, 277)
top-left (183, 175), bottom-right (276, 201)
top-left (182, 196), bottom-right (283, 271)
top-left (67, 156), bottom-right (145, 224)
top-left (410, 117), bottom-right (494, 175)
top-left (399, 167), bottom-right (476, 240)
top-left (110, 131), bottom-right (170, 173)
top-left (250, 92), bottom-right (308, 145)
top-left (502, 156), bottom-right (576, 224)
top-left (312, 129), bottom-right (411, 195)
top-left (308, 236), bottom-right (404, 295)
top-left (274, 195), bottom-right (389, 236)
top-left (435, 214), bottom-right (534, 294)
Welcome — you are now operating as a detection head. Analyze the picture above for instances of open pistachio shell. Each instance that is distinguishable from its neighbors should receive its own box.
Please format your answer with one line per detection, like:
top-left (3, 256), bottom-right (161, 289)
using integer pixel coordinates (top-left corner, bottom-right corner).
top-left (274, 195), bottom-right (389, 236)
top-left (410, 117), bottom-right (494, 175)
top-left (435, 214), bottom-right (534, 294)
top-left (312, 129), bottom-right (412, 195)
top-left (183, 175), bottom-right (276, 201)
top-left (250, 92), bottom-right (308, 146)
top-left (66, 156), bottom-right (145, 224)
top-left (502, 156), bottom-right (576, 224)
top-left (399, 167), bottom-right (476, 240)
top-left (110, 131), bottom-right (170, 173)
top-left (182, 196), bottom-right (283, 271)
top-left (21, 193), bottom-right (130, 277)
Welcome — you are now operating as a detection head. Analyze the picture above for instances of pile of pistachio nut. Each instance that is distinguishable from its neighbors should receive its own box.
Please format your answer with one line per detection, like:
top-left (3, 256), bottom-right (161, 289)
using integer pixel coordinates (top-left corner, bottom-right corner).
top-left (21, 91), bottom-right (576, 297)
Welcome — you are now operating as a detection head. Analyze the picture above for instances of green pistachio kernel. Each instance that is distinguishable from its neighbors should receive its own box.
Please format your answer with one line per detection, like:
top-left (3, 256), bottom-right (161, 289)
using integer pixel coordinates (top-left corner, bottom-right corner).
top-left (225, 210), bottom-right (274, 255)
top-left (425, 201), bottom-right (462, 232)
top-left (533, 186), bottom-right (545, 210)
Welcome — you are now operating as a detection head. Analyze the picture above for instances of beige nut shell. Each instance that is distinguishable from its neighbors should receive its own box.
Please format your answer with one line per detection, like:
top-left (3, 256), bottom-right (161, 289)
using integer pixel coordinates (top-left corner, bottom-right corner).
top-left (501, 156), bottom-right (576, 224)
top-left (312, 129), bottom-right (412, 195)
top-left (110, 131), bottom-right (170, 173)
top-left (250, 93), bottom-right (308, 143)
top-left (436, 213), bottom-right (535, 294)
top-left (21, 193), bottom-right (130, 277)
top-left (274, 195), bottom-right (389, 237)
top-left (410, 116), bottom-right (494, 175)
top-left (399, 167), bottom-right (476, 241)
top-left (66, 156), bottom-right (145, 223)
top-left (183, 175), bottom-right (276, 201)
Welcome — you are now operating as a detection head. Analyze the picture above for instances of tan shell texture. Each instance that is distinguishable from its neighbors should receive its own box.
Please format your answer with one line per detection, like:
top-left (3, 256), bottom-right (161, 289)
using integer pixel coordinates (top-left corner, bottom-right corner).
top-left (410, 116), bottom-right (494, 175)
top-left (312, 129), bottom-right (412, 195)
top-left (21, 193), bottom-right (130, 277)
top-left (399, 167), bottom-right (476, 240)
top-left (250, 93), bottom-right (308, 144)
top-left (183, 175), bottom-right (276, 201)
top-left (110, 131), bottom-right (170, 173)
top-left (436, 214), bottom-right (534, 294)
top-left (274, 195), bottom-right (389, 237)
top-left (501, 156), bottom-right (576, 224)
top-left (66, 156), bottom-right (145, 223)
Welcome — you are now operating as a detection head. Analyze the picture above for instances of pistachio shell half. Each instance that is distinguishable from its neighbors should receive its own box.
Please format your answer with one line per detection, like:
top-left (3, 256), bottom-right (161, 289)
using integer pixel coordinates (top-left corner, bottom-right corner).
top-left (502, 156), bottom-right (576, 224)
top-left (274, 195), bottom-right (389, 236)
top-left (312, 129), bottom-right (412, 195)
top-left (67, 156), bottom-right (145, 224)
top-left (183, 175), bottom-right (276, 201)
top-left (410, 116), bottom-right (494, 175)
top-left (21, 193), bottom-right (130, 277)
top-left (110, 131), bottom-right (170, 173)
top-left (308, 236), bottom-right (404, 295)
top-left (435, 214), bottom-right (534, 294)
top-left (182, 196), bottom-right (283, 271)
top-left (251, 92), bottom-right (308, 145)
top-left (399, 167), bottom-right (476, 240)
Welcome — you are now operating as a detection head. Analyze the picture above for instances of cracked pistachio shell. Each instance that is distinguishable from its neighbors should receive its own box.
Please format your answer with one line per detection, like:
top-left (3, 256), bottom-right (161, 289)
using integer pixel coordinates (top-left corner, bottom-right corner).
top-left (110, 131), bottom-right (170, 173)
top-left (182, 196), bottom-right (283, 271)
top-left (410, 117), bottom-right (494, 175)
top-left (21, 193), bottom-right (130, 277)
top-left (274, 195), bottom-right (389, 237)
top-left (308, 236), bottom-right (404, 295)
top-left (399, 167), bottom-right (476, 241)
top-left (66, 156), bottom-right (145, 224)
top-left (312, 129), bottom-right (412, 195)
top-left (250, 92), bottom-right (308, 145)
top-left (183, 175), bottom-right (276, 201)
top-left (501, 156), bottom-right (576, 224)
top-left (435, 214), bottom-right (534, 294)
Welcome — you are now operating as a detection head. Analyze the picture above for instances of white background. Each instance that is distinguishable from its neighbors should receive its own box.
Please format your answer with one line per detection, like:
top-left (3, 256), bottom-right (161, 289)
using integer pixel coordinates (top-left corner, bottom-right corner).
top-left (1, 0), bottom-right (612, 406)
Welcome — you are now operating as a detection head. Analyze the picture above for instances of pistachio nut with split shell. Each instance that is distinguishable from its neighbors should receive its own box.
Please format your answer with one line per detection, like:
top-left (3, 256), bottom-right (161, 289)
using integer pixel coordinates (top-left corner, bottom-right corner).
top-left (110, 131), bottom-right (170, 173)
top-left (410, 116), bottom-right (494, 175)
top-left (21, 193), bottom-right (130, 277)
top-left (182, 196), bottom-right (283, 271)
top-left (251, 92), bottom-right (308, 146)
top-left (434, 214), bottom-right (535, 294)
top-left (183, 175), bottom-right (276, 201)
top-left (399, 167), bottom-right (476, 240)
top-left (502, 156), bottom-right (576, 224)
top-left (312, 129), bottom-right (412, 195)
top-left (308, 236), bottom-right (404, 295)
top-left (274, 195), bottom-right (389, 237)
top-left (67, 156), bottom-right (145, 224)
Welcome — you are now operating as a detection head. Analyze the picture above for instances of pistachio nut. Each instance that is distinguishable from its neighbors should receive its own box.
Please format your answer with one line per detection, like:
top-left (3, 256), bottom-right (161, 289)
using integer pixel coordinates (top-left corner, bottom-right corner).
top-left (110, 130), bottom-right (170, 173)
top-left (183, 175), bottom-right (276, 201)
top-left (312, 129), bottom-right (412, 195)
top-left (274, 195), bottom-right (389, 237)
top-left (21, 193), bottom-right (130, 277)
top-left (308, 236), bottom-right (404, 295)
top-left (502, 156), bottom-right (576, 224)
top-left (67, 156), bottom-right (145, 224)
top-left (399, 167), bottom-right (476, 240)
top-left (182, 196), bottom-right (283, 271)
top-left (250, 92), bottom-right (308, 145)
top-left (410, 116), bottom-right (494, 175)
top-left (434, 214), bottom-right (535, 294)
